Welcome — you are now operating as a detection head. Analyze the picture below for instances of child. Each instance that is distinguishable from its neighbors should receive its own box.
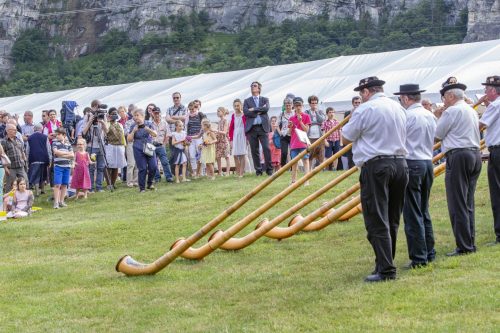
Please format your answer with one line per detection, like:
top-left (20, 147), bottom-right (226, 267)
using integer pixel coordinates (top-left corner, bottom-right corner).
top-left (170, 120), bottom-right (190, 183)
top-left (3, 179), bottom-right (17, 212)
top-left (321, 107), bottom-right (341, 171)
top-left (215, 107), bottom-right (230, 176)
top-left (70, 138), bottom-right (92, 199)
top-left (7, 177), bottom-right (34, 218)
top-left (268, 116), bottom-right (281, 172)
top-left (288, 97), bottom-right (311, 185)
top-left (52, 127), bottom-right (74, 209)
top-left (228, 99), bottom-right (247, 178)
top-left (199, 119), bottom-right (217, 180)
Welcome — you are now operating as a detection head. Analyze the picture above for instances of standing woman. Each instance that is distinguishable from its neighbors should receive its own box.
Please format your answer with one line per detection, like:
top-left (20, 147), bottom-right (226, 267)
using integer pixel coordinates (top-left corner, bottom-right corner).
top-left (127, 109), bottom-right (158, 193)
top-left (228, 99), bottom-right (247, 178)
top-left (0, 143), bottom-right (8, 203)
top-left (105, 107), bottom-right (127, 188)
top-left (215, 107), bottom-right (230, 176)
top-left (278, 97), bottom-right (294, 168)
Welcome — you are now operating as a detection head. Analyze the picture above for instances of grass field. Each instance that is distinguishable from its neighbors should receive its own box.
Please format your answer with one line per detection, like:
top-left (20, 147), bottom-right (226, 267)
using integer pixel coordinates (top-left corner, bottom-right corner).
top-left (0, 169), bottom-right (499, 332)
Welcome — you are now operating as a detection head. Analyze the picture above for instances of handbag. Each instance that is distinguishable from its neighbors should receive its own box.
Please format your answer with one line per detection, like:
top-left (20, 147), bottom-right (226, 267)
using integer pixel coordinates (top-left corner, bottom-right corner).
top-left (143, 142), bottom-right (155, 157)
top-left (1, 153), bottom-right (11, 168)
top-left (272, 129), bottom-right (281, 149)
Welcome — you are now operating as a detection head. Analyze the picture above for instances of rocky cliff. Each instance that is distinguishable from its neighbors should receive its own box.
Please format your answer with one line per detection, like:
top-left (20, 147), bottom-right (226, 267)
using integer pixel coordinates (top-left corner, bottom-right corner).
top-left (0, 0), bottom-right (498, 78)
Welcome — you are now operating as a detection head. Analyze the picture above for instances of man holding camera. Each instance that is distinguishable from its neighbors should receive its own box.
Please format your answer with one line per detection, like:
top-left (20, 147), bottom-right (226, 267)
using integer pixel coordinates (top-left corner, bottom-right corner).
top-left (82, 99), bottom-right (109, 192)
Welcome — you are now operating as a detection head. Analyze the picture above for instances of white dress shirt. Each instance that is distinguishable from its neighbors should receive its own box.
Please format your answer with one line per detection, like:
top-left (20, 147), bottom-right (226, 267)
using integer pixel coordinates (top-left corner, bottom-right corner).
top-left (435, 100), bottom-right (480, 153)
top-left (343, 92), bottom-right (408, 166)
top-left (480, 97), bottom-right (500, 147)
top-left (405, 103), bottom-right (437, 160)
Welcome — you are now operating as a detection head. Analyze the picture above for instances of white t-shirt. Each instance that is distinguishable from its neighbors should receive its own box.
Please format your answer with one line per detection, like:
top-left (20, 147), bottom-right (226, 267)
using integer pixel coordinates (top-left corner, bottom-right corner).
top-left (480, 97), bottom-right (500, 147)
top-left (342, 93), bottom-right (408, 166)
top-left (405, 103), bottom-right (437, 160)
top-left (172, 131), bottom-right (186, 149)
top-left (435, 100), bottom-right (480, 153)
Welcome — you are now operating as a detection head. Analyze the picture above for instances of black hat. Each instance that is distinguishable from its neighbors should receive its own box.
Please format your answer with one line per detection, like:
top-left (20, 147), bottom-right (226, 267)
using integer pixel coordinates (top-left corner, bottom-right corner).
top-left (393, 84), bottom-right (426, 95)
top-left (354, 76), bottom-right (386, 92)
top-left (481, 75), bottom-right (500, 87)
top-left (440, 76), bottom-right (467, 96)
top-left (293, 97), bottom-right (304, 104)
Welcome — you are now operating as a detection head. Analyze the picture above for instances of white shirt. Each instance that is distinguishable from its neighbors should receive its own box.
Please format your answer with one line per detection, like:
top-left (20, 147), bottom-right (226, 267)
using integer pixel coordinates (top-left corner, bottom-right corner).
top-left (342, 92), bottom-right (408, 166)
top-left (480, 97), bottom-right (500, 147)
top-left (405, 103), bottom-right (437, 160)
top-left (308, 111), bottom-right (321, 139)
top-left (435, 100), bottom-right (480, 153)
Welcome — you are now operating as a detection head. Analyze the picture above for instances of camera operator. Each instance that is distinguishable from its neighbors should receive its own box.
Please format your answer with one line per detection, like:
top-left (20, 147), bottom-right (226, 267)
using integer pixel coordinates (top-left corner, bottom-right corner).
top-left (82, 99), bottom-right (109, 192)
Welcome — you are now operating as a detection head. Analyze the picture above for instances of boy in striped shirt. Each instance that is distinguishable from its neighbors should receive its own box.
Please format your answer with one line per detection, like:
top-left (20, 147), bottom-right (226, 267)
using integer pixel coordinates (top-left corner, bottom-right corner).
top-left (52, 128), bottom-right (74, 209)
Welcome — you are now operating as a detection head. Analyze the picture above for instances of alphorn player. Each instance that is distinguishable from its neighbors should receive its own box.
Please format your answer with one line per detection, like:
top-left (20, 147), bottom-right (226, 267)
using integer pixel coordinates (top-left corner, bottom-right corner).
top-left (342, 76), bottom-right (408, 282)
top-left (434, 78), bottom-right (481, 256)
top-left (478, 75), bottom-right (500, 245)
top-left (395, 84), bottom-right (437, 268)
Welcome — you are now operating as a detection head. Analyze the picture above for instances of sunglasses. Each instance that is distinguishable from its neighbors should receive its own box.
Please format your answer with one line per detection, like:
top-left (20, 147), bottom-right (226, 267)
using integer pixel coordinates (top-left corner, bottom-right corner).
top-left (173, 97), bottom-right (180, 99)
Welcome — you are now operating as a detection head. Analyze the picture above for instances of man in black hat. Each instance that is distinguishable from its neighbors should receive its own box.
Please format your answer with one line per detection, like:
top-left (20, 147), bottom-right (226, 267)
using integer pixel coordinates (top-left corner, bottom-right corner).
top-left (342, 76), bottom-right (408, 282)
top-left (395, 84), bottom-right (437, 268)
top-left (435, 78), bottom-right (482, 256)
top-left (479, 75), bottom-right (500, 245)
top-left (243, 81), bottom-right (273, 176)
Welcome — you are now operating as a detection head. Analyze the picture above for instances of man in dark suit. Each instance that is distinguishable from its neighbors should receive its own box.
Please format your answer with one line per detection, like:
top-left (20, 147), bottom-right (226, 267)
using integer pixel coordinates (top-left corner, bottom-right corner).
top-left (243, 81), bottom-right (273, 176)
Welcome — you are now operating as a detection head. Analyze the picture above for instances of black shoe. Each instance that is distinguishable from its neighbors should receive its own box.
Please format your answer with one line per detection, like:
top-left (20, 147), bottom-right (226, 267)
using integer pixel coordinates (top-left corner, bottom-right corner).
top-left (256, 170), bottom-right (263, 176)
top-left (266, 169), bottom-right (273, 176)
top-left (403, 261), bottom-right (427, 270)
top-left (364, 273), bottom-right (396, 283)
top-left (167, 178), bottom-right (174, 183)
top-left (446, 249), bottom-right (473, 257)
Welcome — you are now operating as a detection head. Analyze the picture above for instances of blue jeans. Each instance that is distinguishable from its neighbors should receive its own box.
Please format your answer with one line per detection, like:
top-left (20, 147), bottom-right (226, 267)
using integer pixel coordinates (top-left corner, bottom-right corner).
top-left (88, 147), bottom-right (105, 191)
top-left (133, 147), bottom-right (157, 191)
top-left (154, 145), bottom-right (173, 181)
top-left (324, 140), bottom-right (340, 170)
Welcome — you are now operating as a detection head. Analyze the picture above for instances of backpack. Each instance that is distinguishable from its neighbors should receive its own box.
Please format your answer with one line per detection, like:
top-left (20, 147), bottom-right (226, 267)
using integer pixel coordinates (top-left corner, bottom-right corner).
top-left (61, 101), bottom-right (78, 128)
top-left (272, 129), bottom-right (281, 149)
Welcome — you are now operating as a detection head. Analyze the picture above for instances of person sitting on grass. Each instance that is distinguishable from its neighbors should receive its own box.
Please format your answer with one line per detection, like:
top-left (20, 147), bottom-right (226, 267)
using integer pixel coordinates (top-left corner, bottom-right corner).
top-left (52, 127), bottom-right (74, 209)
top-left (3, 178), bottom-right (17, 212)
top-left (7, 177), bottom-right (33, 218)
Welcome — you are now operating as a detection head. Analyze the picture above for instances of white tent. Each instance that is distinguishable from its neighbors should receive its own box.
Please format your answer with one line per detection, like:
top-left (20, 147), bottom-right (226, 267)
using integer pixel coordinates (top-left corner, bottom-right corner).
top-left (0, 38), bottom-right (498, 123)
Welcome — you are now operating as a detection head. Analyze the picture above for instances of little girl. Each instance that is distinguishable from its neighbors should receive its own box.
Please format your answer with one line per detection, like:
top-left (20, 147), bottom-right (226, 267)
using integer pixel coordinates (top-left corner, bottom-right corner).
top-left (215, 107), bottom-right (230, 176)
top-left (71, 139), bottom-right (93, 199)
top-left (3, 179), bottom-right (17, 212)
top-left (7, 177), bottom-right (34, 218)
top-left (268, 116), bottom-right (281, 172)
top-left (170, 120), bottom-right (190, 183)
top-left (199, 119), bottom-right (217, 180)
top-left (228, 99), bottom-right (247, 178)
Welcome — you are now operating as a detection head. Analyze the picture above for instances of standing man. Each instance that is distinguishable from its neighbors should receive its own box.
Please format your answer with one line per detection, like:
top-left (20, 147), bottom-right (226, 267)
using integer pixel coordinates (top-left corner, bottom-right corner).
top-left (478, 75), bottom-right (500, 245)
top-left (151, 107), bottom-right (174, 183)
top-left (243, 81), bottom-right (273, 176)
top-left (435, 78), bottom-right (481, 256)
top-left (395, 84), bottom-right (437, 268)
top-left (166, 92), bottom-right (187, 134)
top-left (27, 124), bottom-right (51, 196)
top-left (1, 124), bottom-right (29, 191)
top-left (21, 111), bottom-right (35, 142)
top-left (305, 95), bottom-right (326, 168)
top-left (342, 76), bottom-right (408, 282)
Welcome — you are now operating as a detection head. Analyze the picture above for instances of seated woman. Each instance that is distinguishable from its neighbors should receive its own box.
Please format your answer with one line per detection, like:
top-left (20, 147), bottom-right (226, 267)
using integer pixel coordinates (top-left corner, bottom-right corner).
top-left (7, 177), bottom-right (34, 218)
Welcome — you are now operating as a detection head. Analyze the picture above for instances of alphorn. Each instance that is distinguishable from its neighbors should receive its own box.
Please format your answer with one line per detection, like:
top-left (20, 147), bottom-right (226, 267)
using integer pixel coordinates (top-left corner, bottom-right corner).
top-left (172, 143), bottom-right (353, 259)
top-left (116, 116), bottom-right (351, 275)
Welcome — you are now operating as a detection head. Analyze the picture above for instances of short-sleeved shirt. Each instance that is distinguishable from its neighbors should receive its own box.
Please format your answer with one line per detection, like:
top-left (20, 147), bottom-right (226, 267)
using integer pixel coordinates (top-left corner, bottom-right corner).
top-left (435, 100), bottom-right (480, 153)
top-left (151, 119), bottom-right (171, 145)
top-left (279, 111), bottom-right (293, 137)
top-left (342, 93), bottom-right (408, 166)
top-left (480, 97), bottom-right (500, 147)
top-left (172, 131), bottom-right (186, 149)
top-left (52, 139), bottom-right (73, 167)
top-left (321, 119), bottom-right (341, 142)
top-left (405, 103), bottom-right (437, 160)
top-left (289, 113), bottom-right (311, 149)
top-left (130, 121), bottom-right (154, 150)
top-left (167, 104), bottom-right (187, 132)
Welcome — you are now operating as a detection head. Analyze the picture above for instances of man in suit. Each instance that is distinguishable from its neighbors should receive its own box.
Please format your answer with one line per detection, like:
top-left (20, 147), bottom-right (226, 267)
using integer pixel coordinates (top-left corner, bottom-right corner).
top-left (243, 81), bottom-right (273, 176)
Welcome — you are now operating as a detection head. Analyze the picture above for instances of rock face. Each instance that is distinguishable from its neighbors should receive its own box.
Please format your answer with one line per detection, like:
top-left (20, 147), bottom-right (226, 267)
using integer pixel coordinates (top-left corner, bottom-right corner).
top-left (0, 0), bottom-right (498, 78)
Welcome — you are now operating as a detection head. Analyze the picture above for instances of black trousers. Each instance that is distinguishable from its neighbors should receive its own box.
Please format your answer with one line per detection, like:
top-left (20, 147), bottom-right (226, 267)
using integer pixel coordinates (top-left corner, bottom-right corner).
top-left (445, 149), bottom-right (482, 253)
top-left (403, 159), bottom-right (435, 264)
top-left (280, 136), bottom-right (291, 168)
top-left (360, 157), bottom-right (408, 277)
top-left (488, 147), bottom-right (500, 242)
top-left (248, 125), bottom-right (272, 173)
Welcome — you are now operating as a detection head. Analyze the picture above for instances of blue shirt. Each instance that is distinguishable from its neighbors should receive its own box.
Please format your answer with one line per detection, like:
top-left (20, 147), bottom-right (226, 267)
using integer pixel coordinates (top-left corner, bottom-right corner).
top-left (253, 96), bottom-right (262, 125)
top-left (130, 121), bottom-right (154, 150)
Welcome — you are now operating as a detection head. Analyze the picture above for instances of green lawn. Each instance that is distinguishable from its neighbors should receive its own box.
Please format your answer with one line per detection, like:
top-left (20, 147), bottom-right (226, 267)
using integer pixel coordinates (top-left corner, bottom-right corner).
top-left (0, 169), bottom-right (499, 332)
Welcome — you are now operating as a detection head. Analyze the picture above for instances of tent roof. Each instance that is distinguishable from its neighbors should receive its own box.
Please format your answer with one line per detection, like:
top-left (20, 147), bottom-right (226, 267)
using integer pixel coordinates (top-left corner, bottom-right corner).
top-left (1, 39), bottom-right (498, 122)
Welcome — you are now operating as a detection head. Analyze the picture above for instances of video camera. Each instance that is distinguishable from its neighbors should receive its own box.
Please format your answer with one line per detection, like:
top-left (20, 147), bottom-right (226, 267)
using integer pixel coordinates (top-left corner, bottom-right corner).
top-left (92, 104), bottom-right (108, 124)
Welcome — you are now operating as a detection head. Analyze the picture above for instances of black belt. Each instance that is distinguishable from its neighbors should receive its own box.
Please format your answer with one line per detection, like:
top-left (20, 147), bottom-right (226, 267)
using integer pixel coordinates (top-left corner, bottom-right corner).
top-left (152, 142), bottom-right (163, 147)
top-left (445, 147), bottom-right (479, 157)
top-left (367, 155), bottom-right (405, 163)
top-left (488, 145), bottom-right (500, 151)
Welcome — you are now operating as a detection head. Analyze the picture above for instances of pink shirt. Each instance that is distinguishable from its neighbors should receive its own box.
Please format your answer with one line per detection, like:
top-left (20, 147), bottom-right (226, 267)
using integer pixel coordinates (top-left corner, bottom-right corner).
top-left (289, 113), bottom-right (311, 149)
